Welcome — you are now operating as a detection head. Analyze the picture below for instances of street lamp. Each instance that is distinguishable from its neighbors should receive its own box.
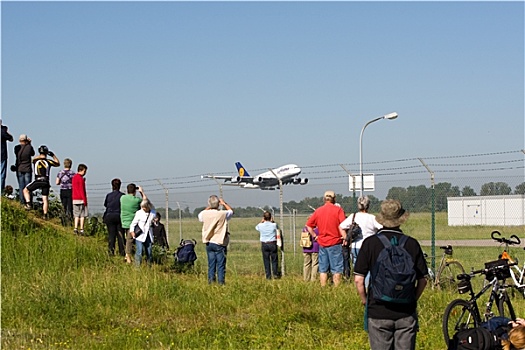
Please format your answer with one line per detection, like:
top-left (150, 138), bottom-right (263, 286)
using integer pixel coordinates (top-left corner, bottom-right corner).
top-left (359, 112), bottom-right (398, 197)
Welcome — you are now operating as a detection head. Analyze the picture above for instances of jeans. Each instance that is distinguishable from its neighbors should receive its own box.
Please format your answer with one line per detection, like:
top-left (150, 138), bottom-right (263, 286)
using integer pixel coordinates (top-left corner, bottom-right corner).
top-left (105, 213), bottom-right (125, 256)
top-left (368, 313), bottom-right (418, 350)
top-left (261, 242), bottom-right (280, 279)
top-left (206, 243), bottom-right (227, 284)
top-left (135, 235), bottom-right (153, 266)
top-left (1, 159), bottom-right (7, 191)
top-left (17, 171), bottom-right (32, 203)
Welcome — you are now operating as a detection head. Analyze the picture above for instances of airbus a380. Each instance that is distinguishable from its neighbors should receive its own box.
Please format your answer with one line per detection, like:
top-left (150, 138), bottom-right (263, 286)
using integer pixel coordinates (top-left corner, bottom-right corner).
top-left (202, 162), bottom-right (308, 190)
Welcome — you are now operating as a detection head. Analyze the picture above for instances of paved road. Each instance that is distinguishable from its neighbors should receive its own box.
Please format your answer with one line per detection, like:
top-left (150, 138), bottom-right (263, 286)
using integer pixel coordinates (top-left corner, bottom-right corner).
top-left (233, 239), bottom-right (504, 247)
top-left (419, 239), bottom-right (497, 247)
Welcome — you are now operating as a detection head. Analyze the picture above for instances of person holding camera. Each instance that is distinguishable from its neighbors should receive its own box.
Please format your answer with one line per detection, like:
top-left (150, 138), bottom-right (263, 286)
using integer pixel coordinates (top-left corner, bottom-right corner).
top-left (199, 195), bottom-right (233, 285)
top-left (23, 145), bottom-right (60, 219)
top-left (255, 211), bottom-right (281, 280)
top-left (14, 134), bottom-right (35, 204)
top-left (1, 119), bottom-right (14, 192)
top-left (121, 184), bottom-right (147, 264)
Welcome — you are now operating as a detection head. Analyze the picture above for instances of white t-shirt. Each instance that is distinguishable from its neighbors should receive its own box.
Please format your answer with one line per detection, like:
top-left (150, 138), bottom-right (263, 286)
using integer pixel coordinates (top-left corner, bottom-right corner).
top-left (339, 211), bottom-right (382, 249)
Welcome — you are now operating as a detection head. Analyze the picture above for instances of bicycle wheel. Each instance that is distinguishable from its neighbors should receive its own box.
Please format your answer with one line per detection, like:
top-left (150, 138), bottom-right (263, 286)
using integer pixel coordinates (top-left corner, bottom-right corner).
top-left (435, 261), bottom-right (465, 291)
top-left (497, 291), bottom-right (516, 320)
top-left (443, 299), bottom-right (478, 347)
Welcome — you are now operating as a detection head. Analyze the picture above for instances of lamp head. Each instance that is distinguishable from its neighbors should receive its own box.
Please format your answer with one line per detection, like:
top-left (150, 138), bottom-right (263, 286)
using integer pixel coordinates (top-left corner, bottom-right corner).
top-left (384, 112), bottom-right (398, 120)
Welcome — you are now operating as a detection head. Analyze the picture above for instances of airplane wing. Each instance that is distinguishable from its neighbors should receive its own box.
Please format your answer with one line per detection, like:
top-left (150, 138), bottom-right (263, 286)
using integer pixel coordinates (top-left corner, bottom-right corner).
top-left (201, 174), bottom-right (255, 184)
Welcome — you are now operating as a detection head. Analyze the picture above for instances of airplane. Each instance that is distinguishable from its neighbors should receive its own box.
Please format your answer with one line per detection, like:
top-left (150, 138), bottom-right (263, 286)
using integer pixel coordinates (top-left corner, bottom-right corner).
top-left (202, 162), bottom-right (308, 190)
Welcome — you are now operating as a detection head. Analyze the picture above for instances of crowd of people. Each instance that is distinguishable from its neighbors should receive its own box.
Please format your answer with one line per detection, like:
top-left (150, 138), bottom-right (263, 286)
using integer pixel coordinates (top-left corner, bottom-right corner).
top-left (0, 120), bottom-right (168, 267)
top-left (3, 120), bottom-right (523, 349)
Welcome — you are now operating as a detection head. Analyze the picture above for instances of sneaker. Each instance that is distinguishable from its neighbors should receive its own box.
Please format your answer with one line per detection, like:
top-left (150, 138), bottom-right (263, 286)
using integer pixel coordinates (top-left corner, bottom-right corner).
top-left (42, 214), bottom-right (48, 220)
top-left (74, 228), bottom-right (78, 235)
top-left (79, 230), bottom-right (84, 236)
top-left (24, 203), bottom-right (31, 211)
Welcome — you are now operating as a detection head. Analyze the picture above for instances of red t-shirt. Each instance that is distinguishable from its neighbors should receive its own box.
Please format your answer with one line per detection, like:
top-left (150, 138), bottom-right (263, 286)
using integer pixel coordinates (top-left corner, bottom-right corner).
top-left (72, 173), bottom-right (87, 205)
top-left (306, 203), bottom-right (346, 247)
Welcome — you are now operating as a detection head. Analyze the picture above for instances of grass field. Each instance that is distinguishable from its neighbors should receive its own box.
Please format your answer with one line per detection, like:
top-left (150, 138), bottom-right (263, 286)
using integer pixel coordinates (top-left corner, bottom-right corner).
top-left (2, 200), bottom-right (524, 349)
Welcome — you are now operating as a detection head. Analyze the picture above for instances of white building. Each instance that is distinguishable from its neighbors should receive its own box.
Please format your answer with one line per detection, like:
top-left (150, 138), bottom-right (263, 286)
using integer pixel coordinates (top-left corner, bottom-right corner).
top-left (447, 194), bottom-right (525, 226)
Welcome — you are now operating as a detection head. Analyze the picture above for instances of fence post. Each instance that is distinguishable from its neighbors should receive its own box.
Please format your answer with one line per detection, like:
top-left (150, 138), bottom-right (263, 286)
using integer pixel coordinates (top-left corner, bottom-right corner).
top-left (419, 158), bottom-right (436, 272)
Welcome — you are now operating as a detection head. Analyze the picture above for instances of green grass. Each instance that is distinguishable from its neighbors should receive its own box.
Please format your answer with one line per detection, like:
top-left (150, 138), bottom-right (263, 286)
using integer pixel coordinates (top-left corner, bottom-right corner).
top-left (2, 200), bottom-right (524, 349)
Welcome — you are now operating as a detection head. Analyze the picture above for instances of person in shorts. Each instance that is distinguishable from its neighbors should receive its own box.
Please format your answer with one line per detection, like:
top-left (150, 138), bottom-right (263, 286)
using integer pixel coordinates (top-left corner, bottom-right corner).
top-left (305, 190), bottom-right (347, 287)
top-left (72, 164), bottom-right (88, 235)
top-left (23, 145), bottom-right (60, 219)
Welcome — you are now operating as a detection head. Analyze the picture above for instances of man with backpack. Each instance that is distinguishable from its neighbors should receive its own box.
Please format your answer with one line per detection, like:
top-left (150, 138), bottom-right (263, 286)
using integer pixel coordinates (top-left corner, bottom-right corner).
top-left (354, 199), bottom-right (428, 350)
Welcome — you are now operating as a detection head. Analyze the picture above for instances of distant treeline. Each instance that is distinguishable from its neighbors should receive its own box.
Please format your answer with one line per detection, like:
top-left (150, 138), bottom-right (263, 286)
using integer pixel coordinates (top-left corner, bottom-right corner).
top-left (156, 181), bottom-right (525, 219)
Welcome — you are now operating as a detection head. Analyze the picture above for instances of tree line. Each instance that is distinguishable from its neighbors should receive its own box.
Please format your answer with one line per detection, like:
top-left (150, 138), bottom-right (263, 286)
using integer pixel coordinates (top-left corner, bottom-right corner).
top-left (157, 181), bottom-right (525, 218)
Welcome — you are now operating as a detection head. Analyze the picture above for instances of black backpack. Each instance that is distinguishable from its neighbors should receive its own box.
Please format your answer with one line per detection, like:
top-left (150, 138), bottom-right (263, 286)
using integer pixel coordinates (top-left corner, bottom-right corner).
top-left (449, 317), bottom-right (510, 350)
top-left (370, 232), bottom-right (416, 304)
top-left (450, 327), bottom-right (502, 350)
top-left (175, 239), bottom-right (197, 264)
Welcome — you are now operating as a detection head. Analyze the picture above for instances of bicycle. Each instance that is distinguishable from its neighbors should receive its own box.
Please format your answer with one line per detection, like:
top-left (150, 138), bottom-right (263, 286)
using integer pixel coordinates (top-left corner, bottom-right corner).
top-left (491, 230), bottom-right (525, 297)
top-left (442, 258), bottom-right (518, 347)
top-left (425, 245), bottom-right (465, 290)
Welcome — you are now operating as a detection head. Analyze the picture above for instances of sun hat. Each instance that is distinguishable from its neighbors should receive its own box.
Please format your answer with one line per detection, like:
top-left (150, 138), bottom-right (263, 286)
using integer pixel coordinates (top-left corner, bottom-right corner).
top-left (376, 199), bottom-right (409, 228)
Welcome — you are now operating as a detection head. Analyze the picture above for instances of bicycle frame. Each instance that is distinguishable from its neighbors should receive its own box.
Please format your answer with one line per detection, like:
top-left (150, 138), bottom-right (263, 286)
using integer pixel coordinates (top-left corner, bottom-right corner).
top-left (461, 275), bottom-right (503, 323)
top-left (425, 245), bottom-right (464, 289)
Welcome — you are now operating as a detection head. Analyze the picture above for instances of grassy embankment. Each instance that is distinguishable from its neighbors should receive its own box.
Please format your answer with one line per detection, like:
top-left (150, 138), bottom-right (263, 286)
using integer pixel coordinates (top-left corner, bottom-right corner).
top-left (2, 200), bottom-right (524, 349)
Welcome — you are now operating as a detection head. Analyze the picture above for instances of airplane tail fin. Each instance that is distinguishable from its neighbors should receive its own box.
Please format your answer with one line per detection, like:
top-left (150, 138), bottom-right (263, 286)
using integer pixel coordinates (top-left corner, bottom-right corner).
top-left (235, 162), bottom-right (250, 177)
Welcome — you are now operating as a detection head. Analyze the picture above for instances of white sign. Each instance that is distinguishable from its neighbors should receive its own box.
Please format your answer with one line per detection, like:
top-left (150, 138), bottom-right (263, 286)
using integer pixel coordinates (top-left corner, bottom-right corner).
top-left (349, 174), bottom-right (375, 191)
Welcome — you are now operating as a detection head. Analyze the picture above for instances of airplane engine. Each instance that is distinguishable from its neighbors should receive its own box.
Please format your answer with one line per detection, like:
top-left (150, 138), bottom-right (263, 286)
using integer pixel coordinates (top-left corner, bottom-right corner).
top-left (254, 177), bottom-right (263, 183)
top-left (293, 178), bottom-right (301, 185)
top-left (301, 178), bottom-right (308, 185)
top-left (231, 176), bottom-right (242, 183)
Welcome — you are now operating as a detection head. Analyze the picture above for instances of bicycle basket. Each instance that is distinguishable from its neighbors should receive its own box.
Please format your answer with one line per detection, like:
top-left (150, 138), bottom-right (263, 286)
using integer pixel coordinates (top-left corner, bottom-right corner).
top-left (484, 259), bottom-right (511, 281)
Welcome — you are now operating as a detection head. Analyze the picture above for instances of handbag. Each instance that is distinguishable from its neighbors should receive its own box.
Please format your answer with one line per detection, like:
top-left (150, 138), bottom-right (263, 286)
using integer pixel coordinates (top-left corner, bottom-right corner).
top-left (345, 213), bottom-right (362, 243)
top-left (133, 212), bottom-right (151, 238)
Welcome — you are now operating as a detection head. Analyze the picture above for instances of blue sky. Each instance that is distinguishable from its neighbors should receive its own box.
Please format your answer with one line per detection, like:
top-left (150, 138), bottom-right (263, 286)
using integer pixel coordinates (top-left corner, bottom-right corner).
top-left (1, 1), bottom-right (523, 213)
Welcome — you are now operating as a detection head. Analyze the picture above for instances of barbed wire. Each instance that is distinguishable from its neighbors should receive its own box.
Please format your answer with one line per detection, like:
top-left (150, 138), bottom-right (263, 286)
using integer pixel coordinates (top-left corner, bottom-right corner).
top-left (84, 150), bottom-right (524, 194)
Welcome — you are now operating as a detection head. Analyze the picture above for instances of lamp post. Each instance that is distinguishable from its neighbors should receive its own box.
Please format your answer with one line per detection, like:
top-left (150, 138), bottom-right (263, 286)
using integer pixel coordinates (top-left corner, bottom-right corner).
top-left (359, 112), bottom-right (398, 197)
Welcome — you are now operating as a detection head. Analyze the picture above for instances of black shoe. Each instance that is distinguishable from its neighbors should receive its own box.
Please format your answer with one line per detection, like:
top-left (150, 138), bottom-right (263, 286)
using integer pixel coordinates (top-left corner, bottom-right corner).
top-left (42, 214), bottom-right (48, 220)
top-left (24, 203), bottom-right (31, 210)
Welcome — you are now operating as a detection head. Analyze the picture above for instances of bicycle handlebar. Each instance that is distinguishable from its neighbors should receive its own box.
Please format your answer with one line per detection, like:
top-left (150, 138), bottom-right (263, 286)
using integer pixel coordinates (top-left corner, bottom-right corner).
top-left (458, 260), bottom-right (519, 280)
top-left (491, 230), bottom-right (521, 246)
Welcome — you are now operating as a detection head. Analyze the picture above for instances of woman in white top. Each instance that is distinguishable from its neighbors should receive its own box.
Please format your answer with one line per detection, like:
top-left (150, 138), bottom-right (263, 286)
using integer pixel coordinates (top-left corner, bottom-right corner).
top-left (340, 196), bottom-right (382, 267)
top-left (130, 199), bottom-right (156, 266)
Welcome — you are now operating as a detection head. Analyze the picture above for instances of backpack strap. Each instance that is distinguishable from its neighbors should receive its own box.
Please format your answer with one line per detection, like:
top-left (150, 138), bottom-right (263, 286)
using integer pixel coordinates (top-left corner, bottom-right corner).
top-left (377, 230), bottom-right (408, 247)
top-left (376, 233), bottom-right (391, 248)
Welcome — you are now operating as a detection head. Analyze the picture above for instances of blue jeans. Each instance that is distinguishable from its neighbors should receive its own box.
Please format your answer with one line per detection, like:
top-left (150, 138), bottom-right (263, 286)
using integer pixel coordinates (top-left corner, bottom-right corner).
top-left (368, 313), bottom-right (418, 350)
top-left (17, 172), bottom-right (32, 203)
top-left (351, 246), bottom-right (370, 287)
top-left (206, 243), bottom-right (227, 284)
top-left (135, 235), bottom-right (152, 266)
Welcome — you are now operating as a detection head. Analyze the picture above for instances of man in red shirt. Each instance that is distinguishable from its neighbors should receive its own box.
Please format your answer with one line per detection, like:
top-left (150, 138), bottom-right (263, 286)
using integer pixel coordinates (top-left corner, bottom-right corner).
top-left (72, 164), bottom-right (88, 235)
top-left (306, 190), bottom-right (347, 286)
